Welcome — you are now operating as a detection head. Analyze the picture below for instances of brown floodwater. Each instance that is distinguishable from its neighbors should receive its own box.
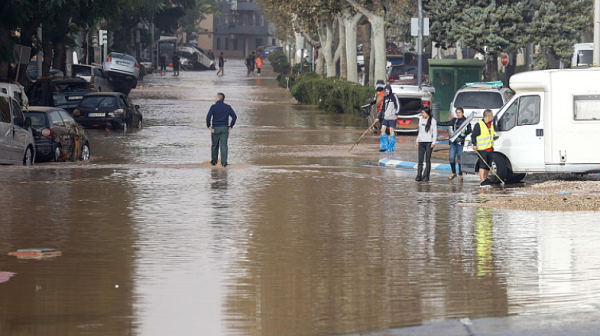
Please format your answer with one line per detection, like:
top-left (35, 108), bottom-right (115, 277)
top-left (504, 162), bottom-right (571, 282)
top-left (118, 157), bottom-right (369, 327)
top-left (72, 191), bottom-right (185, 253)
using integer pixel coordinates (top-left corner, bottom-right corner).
top-left (2, 60), bottom-right (600, 335)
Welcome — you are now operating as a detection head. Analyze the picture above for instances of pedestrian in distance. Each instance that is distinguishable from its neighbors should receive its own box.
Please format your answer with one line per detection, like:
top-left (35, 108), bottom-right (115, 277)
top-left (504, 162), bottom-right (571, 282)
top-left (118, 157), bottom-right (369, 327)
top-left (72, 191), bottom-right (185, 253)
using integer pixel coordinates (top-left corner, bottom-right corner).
top-left (172, 53), bottom-right (180, 76)
top-left (207, 49), bottom-right (215, 60)
top-left (368, 80), bottom-right (386, 136)
top-left (255, 54), bottom-right (263, 76)
top-left (437, 107), bottom-right (471, 180)
top-left (245, 54), bottom-right (254, 76)
top-left (206, 93), bottom-right (237, 167)
top-left (471, 109), bottom-right (495, 187)
top-left (216, 52), bottom-right (226, 76)
top-left (415, 107), bottom-right (437, 182)
top-left (159, 53), bottom-right (167, 75)
top-left (378, 84), bottom-right (401, 152)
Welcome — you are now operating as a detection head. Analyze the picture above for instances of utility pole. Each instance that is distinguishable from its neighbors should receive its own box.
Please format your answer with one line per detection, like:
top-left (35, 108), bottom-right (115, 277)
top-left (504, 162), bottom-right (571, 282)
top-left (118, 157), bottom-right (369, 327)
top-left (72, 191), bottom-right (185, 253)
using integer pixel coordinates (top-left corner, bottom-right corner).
top-left (417, 0), bottom-right (423, 88)
top-left (594, 0), bottom-right (600, 66)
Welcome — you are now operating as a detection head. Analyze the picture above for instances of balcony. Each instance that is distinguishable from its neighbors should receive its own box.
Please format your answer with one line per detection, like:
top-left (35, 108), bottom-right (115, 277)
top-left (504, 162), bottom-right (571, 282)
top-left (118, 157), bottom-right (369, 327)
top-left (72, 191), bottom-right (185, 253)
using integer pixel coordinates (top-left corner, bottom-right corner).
top-left (230, 0), bottom-right (257, 11)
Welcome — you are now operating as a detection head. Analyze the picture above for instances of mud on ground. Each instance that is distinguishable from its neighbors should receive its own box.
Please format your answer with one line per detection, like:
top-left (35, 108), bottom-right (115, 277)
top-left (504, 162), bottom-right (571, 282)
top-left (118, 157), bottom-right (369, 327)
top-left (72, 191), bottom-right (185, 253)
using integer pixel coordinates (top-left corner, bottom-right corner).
top-left (470, 174), bottom-right (600, 211)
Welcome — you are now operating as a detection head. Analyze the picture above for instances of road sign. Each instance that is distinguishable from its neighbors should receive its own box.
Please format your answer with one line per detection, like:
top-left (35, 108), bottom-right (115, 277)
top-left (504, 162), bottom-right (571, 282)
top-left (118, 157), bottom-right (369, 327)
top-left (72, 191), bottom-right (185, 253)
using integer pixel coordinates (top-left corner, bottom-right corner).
top-left (411, 18), bottom-right (429, 36)
top-left (500, 53), bottom-right (509, 67)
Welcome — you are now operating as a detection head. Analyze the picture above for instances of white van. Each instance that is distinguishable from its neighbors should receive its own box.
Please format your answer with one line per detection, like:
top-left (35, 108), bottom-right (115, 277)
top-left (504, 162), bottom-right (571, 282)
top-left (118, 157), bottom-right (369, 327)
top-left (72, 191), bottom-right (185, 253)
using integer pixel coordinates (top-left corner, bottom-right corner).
top-left (461, 68), bottom-right (600, 183)
top-left (0, 92), bottom-right (35, 165)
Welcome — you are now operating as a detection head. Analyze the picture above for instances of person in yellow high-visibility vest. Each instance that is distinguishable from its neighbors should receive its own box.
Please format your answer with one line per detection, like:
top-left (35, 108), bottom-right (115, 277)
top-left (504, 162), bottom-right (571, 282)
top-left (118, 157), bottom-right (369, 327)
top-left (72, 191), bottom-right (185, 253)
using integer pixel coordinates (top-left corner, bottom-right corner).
top-left (471, 109), bottom-right (495, 187)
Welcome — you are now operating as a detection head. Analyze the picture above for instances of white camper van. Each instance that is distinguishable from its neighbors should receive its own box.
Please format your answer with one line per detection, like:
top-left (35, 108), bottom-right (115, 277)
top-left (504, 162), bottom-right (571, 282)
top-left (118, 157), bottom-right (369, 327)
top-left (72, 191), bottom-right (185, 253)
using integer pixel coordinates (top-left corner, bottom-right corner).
top-left (461, 68), bottom-right (600, 183)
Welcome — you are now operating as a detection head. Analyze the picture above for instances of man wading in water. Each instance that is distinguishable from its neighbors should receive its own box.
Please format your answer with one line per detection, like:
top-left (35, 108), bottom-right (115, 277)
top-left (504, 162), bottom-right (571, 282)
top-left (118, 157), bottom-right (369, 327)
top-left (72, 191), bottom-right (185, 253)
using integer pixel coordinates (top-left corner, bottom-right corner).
top-left (206, 93), bottom-right (237, 167)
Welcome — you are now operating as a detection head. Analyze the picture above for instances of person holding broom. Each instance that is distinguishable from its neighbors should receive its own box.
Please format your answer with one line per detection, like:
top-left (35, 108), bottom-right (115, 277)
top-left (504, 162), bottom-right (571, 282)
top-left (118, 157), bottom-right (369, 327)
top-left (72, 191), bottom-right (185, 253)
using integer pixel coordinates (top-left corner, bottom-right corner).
top-left (471, 109), bottom-right (495, 187)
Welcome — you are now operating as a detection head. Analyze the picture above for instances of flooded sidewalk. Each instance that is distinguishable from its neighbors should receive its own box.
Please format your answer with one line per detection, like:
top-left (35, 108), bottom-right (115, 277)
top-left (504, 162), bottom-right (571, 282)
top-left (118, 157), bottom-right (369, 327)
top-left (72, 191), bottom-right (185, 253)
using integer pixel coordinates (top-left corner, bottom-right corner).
top-left (1, 60), bottom-right (600, 336)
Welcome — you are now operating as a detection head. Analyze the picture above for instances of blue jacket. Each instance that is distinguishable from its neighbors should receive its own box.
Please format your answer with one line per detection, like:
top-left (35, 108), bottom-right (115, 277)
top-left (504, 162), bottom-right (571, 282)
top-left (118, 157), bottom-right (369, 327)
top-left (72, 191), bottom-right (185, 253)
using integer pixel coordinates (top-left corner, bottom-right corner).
top-left (206, 100), bottom-right (237, 128)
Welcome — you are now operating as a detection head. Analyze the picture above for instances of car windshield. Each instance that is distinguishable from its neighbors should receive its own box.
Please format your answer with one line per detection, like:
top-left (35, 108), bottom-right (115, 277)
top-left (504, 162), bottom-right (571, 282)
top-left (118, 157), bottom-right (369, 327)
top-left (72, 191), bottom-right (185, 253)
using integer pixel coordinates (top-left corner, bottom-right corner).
top-left (72, 65), bottom-right (92, 77)
top-left (23, 112), bottom-right (47, 127)
top-left (454, 91), bottom-right (505, 109)
top-left (81, 96), bottom-right (118, 108)
top-left (55, 82), bottom-right (91, 92)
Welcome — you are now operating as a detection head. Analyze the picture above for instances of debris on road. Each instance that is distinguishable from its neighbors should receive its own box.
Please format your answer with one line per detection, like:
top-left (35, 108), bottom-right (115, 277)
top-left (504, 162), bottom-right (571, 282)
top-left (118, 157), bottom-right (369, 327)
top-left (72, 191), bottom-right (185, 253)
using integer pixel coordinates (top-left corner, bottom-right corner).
top-left (0, 271), bottom-right (15, 284)
top-left (8, 248), bottom-right (62, 259)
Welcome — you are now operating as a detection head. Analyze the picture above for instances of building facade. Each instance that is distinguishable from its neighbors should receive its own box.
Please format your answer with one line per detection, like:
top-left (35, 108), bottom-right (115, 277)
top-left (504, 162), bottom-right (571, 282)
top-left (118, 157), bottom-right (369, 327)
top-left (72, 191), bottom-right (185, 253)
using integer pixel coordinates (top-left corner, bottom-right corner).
top-left (197, 0), bottom-right (275, 58)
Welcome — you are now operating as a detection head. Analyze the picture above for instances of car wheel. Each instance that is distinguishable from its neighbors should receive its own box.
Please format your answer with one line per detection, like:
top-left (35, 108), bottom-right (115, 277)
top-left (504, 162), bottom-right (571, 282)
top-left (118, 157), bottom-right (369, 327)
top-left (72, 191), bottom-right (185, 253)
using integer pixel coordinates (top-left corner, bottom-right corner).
top-left (80, 143), bottom-right (91, 161)
top-left (490, 154), bottom-right (509, 184)
top-left (53, 145), bottom-right (62, 162)
top-left (23, 146), bottom-right (34, 166)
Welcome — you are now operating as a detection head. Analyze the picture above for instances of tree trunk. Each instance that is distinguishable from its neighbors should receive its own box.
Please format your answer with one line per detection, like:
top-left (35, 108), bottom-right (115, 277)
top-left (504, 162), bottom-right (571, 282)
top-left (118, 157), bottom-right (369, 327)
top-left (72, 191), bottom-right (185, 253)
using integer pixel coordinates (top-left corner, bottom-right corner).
top-left (317, 18), bottom-right (337, 78)
top-left (343, 10), bottom-right (363, 83)
top-left (52, 38), bottom-right (67, 75)
top-left (338, 17), bottom-right (346, 79)
top-left (483, 54), bottom-right (499, 81)
top-left (315, 47), bottom-right (325, 75)
top-left (363, 23), bottom-right (371, 86)
top-left (370, 15), bottom-right (386, 84)
top-left (369, 26), bottom-right (375, 84)
top-left (0, 28), bottom-right (11, 82)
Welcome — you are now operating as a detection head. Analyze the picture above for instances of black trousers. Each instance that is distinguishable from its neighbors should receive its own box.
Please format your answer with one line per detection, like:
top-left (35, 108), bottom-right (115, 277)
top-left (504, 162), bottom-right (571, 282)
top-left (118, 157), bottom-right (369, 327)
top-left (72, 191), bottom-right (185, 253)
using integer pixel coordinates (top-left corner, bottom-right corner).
top-left (418, 142), bottom-right (433, 178)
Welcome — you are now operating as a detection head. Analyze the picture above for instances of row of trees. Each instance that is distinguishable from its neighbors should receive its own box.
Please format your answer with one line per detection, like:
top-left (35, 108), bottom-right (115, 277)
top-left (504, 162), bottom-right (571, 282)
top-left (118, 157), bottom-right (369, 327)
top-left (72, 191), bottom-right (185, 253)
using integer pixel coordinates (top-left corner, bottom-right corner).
top-left (0, 0), bottom-right (213, 83)
top-left (258, 0), bottom-right (594, 83)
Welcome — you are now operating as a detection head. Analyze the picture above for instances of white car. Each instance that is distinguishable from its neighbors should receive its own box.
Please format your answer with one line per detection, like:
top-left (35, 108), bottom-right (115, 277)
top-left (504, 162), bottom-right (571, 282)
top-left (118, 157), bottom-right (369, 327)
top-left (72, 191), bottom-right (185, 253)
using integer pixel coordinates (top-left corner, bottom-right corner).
top-left (102, 52), bottom-right (140, 94)
top-left (0, 82), bottom-right (28, 107)
top-left (449, 82), bottom-right (514, 122)
top-left (0, 92), bottom-right (35, 165)
top-left (72, 64), bottom-right (113, 92)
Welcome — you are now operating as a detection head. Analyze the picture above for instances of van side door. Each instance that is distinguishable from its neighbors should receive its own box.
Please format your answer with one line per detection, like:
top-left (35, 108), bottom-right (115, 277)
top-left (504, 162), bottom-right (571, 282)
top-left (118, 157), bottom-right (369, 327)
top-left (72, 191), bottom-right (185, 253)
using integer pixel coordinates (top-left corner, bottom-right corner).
top-left (495, 93), bottom-right (544, 171)
top-left (0, 96), bottom-right (12, 163)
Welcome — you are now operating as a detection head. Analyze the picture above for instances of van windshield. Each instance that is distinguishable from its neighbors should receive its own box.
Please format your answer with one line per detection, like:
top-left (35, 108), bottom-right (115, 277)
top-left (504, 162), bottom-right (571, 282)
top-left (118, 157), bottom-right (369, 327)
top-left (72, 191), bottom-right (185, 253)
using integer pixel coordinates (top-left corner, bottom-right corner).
top-left (576, 50), bottom-right (593, 66)
top-left (73, 65), bottom-right (92, 77)
top-left (454, 92), bottom-right (504, 109)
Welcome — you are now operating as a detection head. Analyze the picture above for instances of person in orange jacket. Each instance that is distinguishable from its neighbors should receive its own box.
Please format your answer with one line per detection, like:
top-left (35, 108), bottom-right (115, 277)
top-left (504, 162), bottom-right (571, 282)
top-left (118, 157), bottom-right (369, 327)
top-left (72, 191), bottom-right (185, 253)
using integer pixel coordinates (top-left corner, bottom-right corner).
top-left (256, 55), bottom-right (263, 76)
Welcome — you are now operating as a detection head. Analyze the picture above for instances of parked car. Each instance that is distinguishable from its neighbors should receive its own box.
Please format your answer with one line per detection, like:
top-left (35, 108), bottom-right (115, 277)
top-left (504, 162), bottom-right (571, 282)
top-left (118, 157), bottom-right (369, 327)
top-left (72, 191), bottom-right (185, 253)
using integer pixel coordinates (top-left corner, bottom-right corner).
top-left (0, 82), bottom-right (28, 107)
top-left (392, 85), bottom-right (435, 133)
top-left (449, 82), bottom-right (514, 122)
top-left (26, 77), bottom-right (94, 113)
top-left (73, 92), bottom-right (143, 131)
top-left (23, 106), bottom-right (90, 162)
top-left (102, 52), bottom-right (140, 95)
top-left (0, 92), bottom-right (35, 165)
top-left (387, 65), bottom-right (429, 85)
top-left (262, 46), bottom-right (282, 58)
top-left (72, 64), bottom-right (113, 92)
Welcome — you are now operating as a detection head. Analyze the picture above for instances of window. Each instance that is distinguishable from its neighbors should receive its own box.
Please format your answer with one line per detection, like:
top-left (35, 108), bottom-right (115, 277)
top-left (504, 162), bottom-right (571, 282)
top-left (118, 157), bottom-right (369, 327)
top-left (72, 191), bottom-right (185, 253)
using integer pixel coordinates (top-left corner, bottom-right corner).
top-left (261, 15), bottom-right (265, 26)
top-left (497, 100), bottom-right (518, 131)
top-left (26, 112), bottom-right (47, 127)
top-left (215, 15), bottom-right (220, 25)
top-left (454, 91), bottom-right (504, 109)
top-left (0, 97), bottom-right (11, 123)
top-left (11, 100), bottom-right (24, 127)
top-left (225, 38), bottom-right (229, 50)
top-left (59, 111), bottom-right (76, 128)
top-left (216, 38), bottom-right (221, 50)
top-left (517, 96), bottom-right (540, 125)
top-left (497, 95), bottom-right (540, 131)
top-left (574, 95), bottom-right (600, 120)
top-left (49, 111), bottom-right (65, 127)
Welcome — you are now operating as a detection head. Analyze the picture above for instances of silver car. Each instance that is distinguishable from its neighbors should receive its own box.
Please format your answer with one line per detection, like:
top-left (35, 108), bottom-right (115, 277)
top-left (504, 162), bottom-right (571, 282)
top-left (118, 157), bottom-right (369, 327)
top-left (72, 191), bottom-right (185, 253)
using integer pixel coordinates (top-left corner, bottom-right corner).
top-left (0, 92), bottom-right (35, 165)
top-left (102, 52), bottom-right (140, 88)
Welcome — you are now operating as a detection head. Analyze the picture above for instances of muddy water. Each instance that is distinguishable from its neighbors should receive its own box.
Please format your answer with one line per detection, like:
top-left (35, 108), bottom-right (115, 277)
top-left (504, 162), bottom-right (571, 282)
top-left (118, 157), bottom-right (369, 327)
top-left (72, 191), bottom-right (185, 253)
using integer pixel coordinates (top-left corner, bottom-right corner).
top-left (2, 61), bottom-right (600, 335)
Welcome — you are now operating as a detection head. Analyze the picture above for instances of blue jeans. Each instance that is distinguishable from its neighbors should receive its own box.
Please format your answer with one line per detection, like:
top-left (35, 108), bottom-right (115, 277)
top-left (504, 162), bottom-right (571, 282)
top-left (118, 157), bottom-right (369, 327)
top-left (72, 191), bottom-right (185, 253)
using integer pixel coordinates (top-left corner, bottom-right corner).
top-left (449, 142), bottom-right (464, 175)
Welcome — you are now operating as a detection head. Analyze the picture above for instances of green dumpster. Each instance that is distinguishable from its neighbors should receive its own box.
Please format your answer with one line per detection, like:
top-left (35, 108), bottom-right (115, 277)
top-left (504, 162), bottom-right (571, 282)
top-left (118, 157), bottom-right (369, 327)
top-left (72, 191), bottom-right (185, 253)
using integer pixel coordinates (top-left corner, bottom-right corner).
top-left (428, 59), bottom-right (483, 119)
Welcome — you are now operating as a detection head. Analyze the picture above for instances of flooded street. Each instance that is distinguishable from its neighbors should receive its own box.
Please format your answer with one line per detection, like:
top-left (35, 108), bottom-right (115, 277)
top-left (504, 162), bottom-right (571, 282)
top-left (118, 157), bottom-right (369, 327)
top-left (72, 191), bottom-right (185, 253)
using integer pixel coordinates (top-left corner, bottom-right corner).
top-left (2, 61), bottom-right (600, 335)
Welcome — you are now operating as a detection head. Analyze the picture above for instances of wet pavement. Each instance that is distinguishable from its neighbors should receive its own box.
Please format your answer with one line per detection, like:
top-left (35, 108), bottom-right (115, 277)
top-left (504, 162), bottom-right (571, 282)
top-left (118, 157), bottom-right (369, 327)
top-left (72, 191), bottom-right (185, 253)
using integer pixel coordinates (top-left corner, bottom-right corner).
top-left (1, 60), bottom-right (600, 336)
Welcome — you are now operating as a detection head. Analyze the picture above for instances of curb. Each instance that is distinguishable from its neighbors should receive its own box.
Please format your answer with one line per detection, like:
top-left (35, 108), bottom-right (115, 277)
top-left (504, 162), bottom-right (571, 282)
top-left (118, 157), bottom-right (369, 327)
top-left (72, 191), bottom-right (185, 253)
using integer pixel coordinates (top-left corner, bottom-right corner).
top-left (379, 158), bottom-right (456, 171)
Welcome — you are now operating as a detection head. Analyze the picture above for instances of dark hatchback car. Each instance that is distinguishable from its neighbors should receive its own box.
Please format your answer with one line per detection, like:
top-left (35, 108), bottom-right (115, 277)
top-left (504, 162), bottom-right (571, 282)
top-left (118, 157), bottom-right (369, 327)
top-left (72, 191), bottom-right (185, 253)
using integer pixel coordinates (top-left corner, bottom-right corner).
top-left (26, 77), bottom-right (94, 113)
top-left (73, 92), bottom-right (143, 130)
top-left (23, 106), bottom-right (91, 162)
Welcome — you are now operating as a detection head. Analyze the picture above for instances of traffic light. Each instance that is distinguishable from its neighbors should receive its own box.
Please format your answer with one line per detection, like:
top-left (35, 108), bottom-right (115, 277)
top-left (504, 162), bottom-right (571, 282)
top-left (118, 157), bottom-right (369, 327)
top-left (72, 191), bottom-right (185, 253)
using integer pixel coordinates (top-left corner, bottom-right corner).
top-left (99, 30), bottom-right (107, 46)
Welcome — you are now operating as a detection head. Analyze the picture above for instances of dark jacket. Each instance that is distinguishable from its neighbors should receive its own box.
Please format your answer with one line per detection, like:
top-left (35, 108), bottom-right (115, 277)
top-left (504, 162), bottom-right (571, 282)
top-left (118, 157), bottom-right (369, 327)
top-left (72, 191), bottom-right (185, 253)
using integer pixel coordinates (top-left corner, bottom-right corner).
top-left (206, 100), bottom-right (237, 128)
top-left (438, 116), bottom-right (471, 145)
top-left (218, 56), bottom-right (224, 67)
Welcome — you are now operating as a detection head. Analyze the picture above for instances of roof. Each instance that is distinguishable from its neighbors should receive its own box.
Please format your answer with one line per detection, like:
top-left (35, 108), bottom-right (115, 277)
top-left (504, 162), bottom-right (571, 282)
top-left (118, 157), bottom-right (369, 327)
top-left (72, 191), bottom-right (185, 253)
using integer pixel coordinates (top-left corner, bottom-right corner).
top-left (23, 106), bottom-right (65, 113)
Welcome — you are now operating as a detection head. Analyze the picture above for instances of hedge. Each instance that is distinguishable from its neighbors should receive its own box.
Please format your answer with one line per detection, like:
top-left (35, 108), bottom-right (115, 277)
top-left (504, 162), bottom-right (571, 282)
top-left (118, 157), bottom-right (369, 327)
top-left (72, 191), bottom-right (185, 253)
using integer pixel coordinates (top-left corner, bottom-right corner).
top-left (268, 51), bottom-right (374, 116)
